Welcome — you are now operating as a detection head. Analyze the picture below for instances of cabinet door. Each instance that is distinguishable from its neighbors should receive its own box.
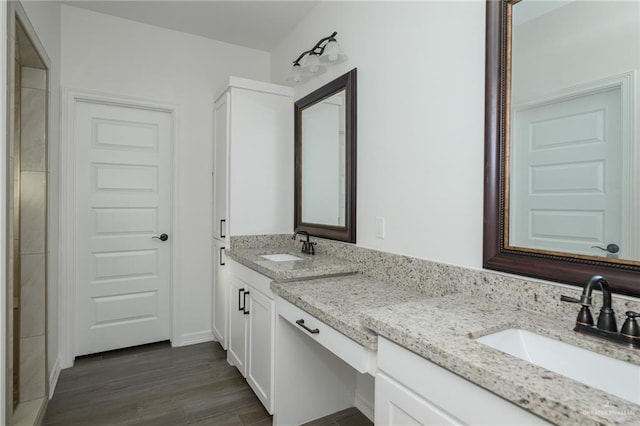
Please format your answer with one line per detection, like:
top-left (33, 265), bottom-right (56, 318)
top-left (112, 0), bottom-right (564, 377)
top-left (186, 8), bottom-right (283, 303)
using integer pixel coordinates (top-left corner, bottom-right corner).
top-left (376, 373), bottom-right (462, 426)
top-left (247, 288), bottom-right (275, 414)
top-left (213, 92), bottom-right (229, 240)
top-left (212, 240), bottom-right (227, 349)
top-left (227, 273), bottom-right (248, 376)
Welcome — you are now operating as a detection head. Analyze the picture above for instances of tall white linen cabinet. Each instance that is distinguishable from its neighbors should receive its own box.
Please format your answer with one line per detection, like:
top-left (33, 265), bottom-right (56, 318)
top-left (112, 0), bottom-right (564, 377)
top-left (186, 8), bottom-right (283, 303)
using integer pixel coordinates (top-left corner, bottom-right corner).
top-left (211, 77), bottom-right (294, 350)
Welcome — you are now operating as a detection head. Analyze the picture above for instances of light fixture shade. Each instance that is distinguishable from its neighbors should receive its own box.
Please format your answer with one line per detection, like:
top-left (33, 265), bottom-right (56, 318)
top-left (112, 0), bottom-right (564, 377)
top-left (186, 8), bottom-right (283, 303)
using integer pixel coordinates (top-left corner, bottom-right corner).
top-left (320, 40), bottom-right (347, 64)
top-left (302, 53), bottom-right (327, 74)
top-left (285, 63), bottom-right (309, 84)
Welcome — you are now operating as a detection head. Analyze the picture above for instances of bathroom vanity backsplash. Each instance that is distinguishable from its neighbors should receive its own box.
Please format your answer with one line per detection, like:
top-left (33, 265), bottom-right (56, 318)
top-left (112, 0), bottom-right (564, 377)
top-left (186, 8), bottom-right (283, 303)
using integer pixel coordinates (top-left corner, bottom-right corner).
top-left (230, 235), bottom-right (640, 321)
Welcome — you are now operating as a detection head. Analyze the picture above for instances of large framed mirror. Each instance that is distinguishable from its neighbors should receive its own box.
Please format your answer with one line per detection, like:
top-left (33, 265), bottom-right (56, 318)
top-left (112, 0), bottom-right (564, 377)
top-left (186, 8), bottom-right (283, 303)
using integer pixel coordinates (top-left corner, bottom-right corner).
top-left (294, 68), bottom-right (357, 243)
top-left (484, 0), bottom-right (640, 296)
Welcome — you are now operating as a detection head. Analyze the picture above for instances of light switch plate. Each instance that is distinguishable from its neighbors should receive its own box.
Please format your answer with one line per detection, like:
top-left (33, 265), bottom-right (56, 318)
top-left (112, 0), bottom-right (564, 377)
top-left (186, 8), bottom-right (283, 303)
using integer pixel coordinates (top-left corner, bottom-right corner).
top-left (375, 217), bottom-right (385, 239)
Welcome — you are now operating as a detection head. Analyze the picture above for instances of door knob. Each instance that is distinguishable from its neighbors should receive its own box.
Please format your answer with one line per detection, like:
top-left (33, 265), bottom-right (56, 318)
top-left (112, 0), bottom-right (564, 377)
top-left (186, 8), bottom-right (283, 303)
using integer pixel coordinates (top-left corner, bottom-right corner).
top-left (592, 243), bottom-right (619, 254)
top-left (152, 233), bottom-right (169, 242)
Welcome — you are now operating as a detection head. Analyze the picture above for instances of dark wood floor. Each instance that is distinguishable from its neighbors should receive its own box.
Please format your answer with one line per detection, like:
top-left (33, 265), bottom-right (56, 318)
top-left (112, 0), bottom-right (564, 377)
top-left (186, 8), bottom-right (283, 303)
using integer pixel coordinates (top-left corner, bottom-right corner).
top-left (43, 341), bottom-right (372, 426)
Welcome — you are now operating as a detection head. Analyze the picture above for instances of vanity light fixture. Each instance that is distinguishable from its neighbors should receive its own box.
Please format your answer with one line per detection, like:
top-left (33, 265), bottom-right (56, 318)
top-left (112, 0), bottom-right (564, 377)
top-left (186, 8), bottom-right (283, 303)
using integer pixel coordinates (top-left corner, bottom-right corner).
top-left (286, 31), bottom-right (347, 85)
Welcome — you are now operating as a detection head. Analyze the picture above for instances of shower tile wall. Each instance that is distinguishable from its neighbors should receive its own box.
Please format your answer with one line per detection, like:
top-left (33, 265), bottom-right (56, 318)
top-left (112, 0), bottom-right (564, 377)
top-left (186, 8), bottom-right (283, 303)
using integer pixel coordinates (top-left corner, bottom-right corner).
top-left (18, 66), bottom-right (46, 403)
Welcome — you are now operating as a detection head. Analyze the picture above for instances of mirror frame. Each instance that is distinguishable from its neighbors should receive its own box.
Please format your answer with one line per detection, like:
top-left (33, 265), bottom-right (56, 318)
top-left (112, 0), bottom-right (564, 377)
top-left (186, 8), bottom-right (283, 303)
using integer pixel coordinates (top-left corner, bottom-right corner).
top-left (294, 68), bottom-right (357, 243)
top-left (483, 0), bottom-right (640, 297)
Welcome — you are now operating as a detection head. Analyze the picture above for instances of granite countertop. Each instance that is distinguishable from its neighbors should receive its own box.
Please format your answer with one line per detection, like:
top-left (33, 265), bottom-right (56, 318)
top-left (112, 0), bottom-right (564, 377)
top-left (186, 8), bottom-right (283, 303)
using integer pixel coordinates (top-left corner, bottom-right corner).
top-left (363, 295), bottom-right (640, 425)
top-left (226, 247), bottom-right (359, 281)
top-left (271, 275), bottom-right (422, 350)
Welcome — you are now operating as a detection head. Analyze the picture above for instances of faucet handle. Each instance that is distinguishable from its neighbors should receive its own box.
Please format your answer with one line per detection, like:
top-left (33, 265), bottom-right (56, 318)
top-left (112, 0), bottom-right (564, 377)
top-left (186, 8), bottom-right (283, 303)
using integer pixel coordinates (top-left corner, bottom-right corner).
top-left (560, 295), bottom-right (581, 304)
top-left (621, 311), bottom-right (640, 339)
top-left (561, 295), bottom-right (594, 326)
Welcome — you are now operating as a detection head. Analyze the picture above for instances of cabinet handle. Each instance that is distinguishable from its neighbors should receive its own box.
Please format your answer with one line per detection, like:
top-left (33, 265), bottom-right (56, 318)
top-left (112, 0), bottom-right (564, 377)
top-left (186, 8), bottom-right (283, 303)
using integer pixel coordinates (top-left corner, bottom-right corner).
top-left (220, 247), bottom-right (225, 266)
top-left (295, 319), bottom-right (319, 335)
top-left (238, 288), bottom-right (245, 311)
top-left (220, 219), bottom-right (226, 238)
top-left (243, 291), bottom-right (250, 315)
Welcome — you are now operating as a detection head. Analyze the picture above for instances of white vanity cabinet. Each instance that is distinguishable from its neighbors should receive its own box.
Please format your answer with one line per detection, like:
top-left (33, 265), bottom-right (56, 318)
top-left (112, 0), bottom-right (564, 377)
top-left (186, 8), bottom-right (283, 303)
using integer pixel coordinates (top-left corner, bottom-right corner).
top-left (226, 259), bottom-right (276, 414)
top-left (375, 337), bottom-right (550, 425)
top-left (212, 77), bottom-right (293, 353)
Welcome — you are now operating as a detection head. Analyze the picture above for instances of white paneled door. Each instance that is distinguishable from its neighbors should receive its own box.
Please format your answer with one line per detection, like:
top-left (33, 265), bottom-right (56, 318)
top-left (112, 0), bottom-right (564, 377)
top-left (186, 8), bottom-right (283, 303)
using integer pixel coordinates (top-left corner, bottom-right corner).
top-left (510, 86), bottom-right (623, 257)
top-left (74, 100), bottom-right (172, 356)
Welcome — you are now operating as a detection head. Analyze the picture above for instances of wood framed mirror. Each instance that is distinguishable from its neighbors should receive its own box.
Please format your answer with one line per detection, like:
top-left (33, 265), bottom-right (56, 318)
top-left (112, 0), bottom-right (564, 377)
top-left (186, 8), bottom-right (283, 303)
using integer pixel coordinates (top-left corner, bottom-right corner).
top-left (294, 68), bottom-right (357, 243)
top-left (484, 0), bottom-right (640, 296)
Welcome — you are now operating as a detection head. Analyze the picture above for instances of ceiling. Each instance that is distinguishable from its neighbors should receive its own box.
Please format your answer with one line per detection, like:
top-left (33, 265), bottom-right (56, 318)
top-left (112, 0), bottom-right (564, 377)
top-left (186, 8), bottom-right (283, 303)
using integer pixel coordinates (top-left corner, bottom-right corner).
top-left (60, 1), bottom-right (318, 51)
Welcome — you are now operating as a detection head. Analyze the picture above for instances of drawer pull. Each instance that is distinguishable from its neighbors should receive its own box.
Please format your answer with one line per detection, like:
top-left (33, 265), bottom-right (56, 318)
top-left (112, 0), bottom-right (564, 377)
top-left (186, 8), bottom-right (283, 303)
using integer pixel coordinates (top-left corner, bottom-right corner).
top-left (238, 288), bottom-right (245, 311)
top-left (243, 291), bottom-right (250, 315)
top-left (296, 319), bottom-right (319, 335)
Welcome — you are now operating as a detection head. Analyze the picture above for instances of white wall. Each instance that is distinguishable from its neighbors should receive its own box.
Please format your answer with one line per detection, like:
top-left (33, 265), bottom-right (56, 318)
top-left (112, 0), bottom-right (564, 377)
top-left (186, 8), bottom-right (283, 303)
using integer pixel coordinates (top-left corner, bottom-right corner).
top-left (60, 5), bottom-right (271, 344)
top-left (271, 1), bottom-right (486, 268)
top-left (19, 0), bottom-right (62, 393)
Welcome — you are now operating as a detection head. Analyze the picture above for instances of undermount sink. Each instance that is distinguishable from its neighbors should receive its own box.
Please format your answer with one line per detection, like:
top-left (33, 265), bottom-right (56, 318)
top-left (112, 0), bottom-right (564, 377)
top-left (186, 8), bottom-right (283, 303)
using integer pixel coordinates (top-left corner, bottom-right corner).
top-left (476, 328), bottom-right (640, 405)
top-left (260, 253), bottom-right (303, 262)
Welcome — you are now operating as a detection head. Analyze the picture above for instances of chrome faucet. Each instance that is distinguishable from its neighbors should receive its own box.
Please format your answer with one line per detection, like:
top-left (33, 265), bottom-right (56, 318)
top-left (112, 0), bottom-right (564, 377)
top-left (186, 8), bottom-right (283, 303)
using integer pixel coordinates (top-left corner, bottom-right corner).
top-left (292, 229), bottom-right (316, 255)
top-left (561, 275), bottom-right (639, 348)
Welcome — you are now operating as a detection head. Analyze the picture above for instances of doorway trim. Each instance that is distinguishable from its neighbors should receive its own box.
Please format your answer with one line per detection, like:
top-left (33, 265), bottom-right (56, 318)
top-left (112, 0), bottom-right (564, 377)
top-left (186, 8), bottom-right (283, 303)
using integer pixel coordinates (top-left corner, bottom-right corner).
top-left (6, 3), bottom-right (53, 426)
top-left (59, 88), bottom-right (181, 368)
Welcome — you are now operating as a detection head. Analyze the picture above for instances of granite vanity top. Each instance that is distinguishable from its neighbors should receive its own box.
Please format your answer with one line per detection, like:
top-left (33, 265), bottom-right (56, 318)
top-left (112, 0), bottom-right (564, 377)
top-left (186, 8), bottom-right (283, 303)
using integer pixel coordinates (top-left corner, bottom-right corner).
top-left (225, 247), bottom-right (359, 281)
top-left (363, 294), bottom-right (640, 425)
top-left (271, 274), bottom-right (421, 350)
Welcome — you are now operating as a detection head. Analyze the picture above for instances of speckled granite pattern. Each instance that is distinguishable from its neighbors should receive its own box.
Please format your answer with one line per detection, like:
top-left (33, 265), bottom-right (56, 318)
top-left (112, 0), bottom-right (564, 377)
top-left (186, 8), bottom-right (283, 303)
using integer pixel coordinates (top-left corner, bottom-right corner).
top-left (225, 247), bottom-right (358, 282)
top-left (234, 235), bottom-right (640, 321)
top-left (230, 235), bottom-right (297, 250)
top-left (271, 275), bottom-right (429, 349)
top-left (363, 295), bottom-right (640, 426)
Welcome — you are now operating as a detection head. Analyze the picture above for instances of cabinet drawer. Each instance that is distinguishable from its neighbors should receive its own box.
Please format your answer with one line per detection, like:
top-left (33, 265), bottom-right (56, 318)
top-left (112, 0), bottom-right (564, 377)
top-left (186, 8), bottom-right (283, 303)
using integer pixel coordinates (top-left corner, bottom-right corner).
top-left (276, 297), bottom-right (376, 374)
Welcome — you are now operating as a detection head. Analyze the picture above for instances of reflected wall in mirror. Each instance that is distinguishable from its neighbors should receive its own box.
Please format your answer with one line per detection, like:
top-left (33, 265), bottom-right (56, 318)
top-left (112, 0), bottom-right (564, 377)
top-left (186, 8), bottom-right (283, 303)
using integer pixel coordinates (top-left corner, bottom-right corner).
top-left (301, 90), bottom-right (346, 226)
top-left (484, 0), bottom-right (640, 296)
top-left (295, 69), bottom-right (356, 243)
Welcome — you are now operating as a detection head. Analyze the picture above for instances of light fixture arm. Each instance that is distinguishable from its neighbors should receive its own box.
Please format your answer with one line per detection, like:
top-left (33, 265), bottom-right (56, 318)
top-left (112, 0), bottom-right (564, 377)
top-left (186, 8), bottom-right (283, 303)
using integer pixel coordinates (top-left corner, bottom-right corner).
top-left (292, 31), bottom-right (338, 65)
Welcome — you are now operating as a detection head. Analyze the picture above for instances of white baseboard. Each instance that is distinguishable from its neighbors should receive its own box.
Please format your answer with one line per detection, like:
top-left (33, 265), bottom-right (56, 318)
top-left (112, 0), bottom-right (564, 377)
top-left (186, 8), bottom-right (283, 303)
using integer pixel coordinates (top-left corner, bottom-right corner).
top-left (48, 357), bottom-right (61, 399)
top-left (175, 330), bottom-right (215, 347)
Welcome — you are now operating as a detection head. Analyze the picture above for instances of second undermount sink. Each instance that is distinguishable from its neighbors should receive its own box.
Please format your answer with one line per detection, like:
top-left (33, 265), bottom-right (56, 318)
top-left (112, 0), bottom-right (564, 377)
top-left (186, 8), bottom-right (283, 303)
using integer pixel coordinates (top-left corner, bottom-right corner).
top-left (261, 253), bottom-right (303, 262)
top-left (476, 328), bottom-right (640, 405)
